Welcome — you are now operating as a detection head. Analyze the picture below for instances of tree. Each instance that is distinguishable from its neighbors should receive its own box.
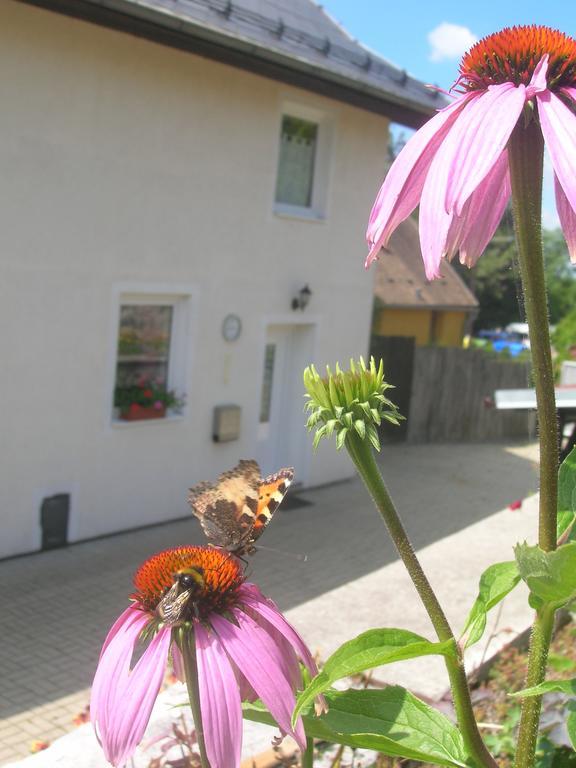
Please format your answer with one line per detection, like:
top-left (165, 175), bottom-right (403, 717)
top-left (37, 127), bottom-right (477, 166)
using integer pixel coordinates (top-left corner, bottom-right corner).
top-left (454, 215), bottom-right (576, 330)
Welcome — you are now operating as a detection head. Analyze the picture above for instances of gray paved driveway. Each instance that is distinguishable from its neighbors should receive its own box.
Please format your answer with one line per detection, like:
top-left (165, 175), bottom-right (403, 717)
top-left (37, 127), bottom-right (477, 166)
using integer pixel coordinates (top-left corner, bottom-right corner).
top-left (0, 442), bottom-right (538, 765)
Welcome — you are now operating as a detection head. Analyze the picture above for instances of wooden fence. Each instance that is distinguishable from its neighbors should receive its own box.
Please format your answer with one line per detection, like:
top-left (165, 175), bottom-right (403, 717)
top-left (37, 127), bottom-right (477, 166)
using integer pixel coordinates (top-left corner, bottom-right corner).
top-left (370, 337), bottom-right (534, 443)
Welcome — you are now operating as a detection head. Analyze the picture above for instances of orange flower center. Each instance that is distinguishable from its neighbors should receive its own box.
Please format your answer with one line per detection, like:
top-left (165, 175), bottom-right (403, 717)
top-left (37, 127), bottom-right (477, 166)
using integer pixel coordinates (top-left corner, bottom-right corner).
top-left (132, 545), bottom-right (244, 620)
top-left (457, 26), bottom-right (576, 91)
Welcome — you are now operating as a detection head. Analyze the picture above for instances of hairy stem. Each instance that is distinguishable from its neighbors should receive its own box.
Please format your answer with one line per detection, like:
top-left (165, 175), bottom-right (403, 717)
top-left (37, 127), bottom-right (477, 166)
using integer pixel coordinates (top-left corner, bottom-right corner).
top-left (509, 118), bottom-right (558, 550)
top-left (345, 434), bottom-right (497, 768)
top-left (508, 116), bottom-right (559, 768)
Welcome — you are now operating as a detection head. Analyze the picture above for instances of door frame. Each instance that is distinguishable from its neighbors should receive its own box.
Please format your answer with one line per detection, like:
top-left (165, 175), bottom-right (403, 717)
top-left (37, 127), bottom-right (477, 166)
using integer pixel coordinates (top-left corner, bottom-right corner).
top-left (255, 313), bottom-right (320, 487)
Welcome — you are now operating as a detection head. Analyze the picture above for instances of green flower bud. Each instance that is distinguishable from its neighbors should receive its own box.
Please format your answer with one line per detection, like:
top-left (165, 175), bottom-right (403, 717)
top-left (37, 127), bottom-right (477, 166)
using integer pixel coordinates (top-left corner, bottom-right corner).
top-left (303, 357), bottom-right (403, 451)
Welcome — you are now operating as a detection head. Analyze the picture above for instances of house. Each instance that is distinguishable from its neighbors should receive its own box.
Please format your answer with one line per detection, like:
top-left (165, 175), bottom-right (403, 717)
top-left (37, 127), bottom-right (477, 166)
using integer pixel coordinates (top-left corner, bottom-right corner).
top-left (1, 0), bottom-right (439, 558)
top-left (372, 217), bottom-right (478, 347)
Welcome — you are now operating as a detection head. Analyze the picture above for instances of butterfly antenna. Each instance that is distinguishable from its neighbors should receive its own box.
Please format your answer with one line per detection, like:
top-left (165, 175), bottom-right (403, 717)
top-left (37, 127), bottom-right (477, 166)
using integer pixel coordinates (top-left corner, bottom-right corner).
top-left (253, 544), bottom-right (308, 562)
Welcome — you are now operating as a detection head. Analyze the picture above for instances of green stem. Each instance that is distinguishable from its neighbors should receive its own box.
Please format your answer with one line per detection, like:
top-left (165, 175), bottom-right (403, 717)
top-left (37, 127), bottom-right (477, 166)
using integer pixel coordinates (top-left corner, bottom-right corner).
top-left (178, 626), bottom-right (211, 768)
top-left (345, 434), bottom-right (497, 768)
top-left (301, 734), bottom-right (315, 768)
top-left (508, 117), bottom-right (558, 551)
top-left (514, 607), bottom-right (555, 768)
top-left (508, 114), bottom-right (559, 768)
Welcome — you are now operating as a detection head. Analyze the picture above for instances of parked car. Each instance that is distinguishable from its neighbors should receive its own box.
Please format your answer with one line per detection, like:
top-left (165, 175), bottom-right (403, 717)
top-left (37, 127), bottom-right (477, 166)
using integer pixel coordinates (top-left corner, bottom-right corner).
top-left (475, 326), bottom-right (530, 357)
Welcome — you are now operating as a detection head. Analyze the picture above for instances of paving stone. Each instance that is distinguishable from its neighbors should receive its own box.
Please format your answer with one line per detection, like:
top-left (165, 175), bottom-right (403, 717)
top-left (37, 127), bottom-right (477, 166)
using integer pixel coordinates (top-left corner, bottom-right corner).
top-left (0, 442), bottom-right (540, 767)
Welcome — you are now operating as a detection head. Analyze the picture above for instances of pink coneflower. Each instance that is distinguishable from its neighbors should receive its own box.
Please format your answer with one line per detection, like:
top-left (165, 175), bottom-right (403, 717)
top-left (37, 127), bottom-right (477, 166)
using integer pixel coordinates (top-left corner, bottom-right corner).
top-left (366, 26), bottom-right (576, 279)
top-left (91, 546), bottom-right (319, 768)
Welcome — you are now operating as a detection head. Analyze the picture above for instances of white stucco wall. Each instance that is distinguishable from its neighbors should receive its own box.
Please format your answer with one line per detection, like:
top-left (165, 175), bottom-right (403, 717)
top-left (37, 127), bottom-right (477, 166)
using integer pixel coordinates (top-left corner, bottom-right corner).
top-left (0, 1), bottom-right (391, 557)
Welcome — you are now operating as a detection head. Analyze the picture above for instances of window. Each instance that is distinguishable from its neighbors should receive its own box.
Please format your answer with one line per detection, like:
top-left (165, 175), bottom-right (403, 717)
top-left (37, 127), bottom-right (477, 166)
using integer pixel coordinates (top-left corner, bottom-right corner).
top-left (259, 343), bottom-right (276, 423)
top-left (275, 116), bottom-right (318, 208)
top-left (273, 104), bottom-right (333, 219)
top-left (112, 293), bottom-right (189, 422)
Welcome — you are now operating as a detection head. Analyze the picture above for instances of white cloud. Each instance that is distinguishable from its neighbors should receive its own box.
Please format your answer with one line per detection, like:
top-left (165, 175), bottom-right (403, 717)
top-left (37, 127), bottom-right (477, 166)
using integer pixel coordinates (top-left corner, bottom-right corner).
top-left (428, 23), bottom-right (477, 62)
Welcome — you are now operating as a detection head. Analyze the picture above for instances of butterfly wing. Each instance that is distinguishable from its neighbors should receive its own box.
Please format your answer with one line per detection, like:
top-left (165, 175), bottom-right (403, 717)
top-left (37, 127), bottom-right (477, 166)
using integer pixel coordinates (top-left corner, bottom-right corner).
top-left (250, 467), bottom-right (295, 545)
top-left (188, 460), bottom-right (261, 551)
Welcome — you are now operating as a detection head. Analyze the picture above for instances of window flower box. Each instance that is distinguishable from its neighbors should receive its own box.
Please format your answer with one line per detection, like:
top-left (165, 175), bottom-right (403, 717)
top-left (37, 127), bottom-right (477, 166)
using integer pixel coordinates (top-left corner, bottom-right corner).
top-left (120, 403), bottom-right (167, 421)
top-left (115, 380), bottom-right (185, 422)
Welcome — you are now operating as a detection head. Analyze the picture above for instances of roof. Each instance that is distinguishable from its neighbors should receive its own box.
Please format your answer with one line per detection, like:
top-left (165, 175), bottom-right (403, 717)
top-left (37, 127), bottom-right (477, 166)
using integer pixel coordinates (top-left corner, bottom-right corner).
top-left (373, 218), bottom-right (479, 311)
top-left (22, 0), bottom-right (445, 127)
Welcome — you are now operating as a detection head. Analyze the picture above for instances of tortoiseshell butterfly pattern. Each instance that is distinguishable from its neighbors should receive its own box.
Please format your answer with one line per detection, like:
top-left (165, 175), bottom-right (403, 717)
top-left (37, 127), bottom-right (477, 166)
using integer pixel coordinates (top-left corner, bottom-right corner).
top-left (188, 459), bottom-right (294, 556)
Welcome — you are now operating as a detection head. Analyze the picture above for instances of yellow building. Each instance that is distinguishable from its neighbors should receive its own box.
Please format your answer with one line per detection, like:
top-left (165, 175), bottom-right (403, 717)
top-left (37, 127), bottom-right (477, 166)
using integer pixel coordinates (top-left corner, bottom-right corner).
top-left (372, 218), bottom-right (478, 347)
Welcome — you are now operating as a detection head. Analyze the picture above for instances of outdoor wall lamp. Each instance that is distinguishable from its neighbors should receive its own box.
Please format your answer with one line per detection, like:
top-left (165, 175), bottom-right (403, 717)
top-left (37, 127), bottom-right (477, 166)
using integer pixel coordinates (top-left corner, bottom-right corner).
top-left (292, 284), bottom-right (312, 311)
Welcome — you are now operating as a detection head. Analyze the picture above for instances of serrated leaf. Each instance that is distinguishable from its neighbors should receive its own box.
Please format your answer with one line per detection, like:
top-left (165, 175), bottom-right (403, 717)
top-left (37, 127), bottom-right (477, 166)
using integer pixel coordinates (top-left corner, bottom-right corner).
top-left (460, 561), bottom-right (521, 648)
top-left (558, 446), bottom-right (576, 543)
top-left (244, 687), bottom-right (468, 768)
top-left (515, 542), bottom-right (576, 609)
top-left (510, 678), bottom-right (576, 698)
top-left (293, 629), bottom-right (456, 723)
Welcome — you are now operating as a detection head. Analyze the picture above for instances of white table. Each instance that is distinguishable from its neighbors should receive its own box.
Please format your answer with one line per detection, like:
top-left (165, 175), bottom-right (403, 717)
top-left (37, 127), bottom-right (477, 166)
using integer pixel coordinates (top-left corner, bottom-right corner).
top-left (495, 387), bottom-right (576, 460)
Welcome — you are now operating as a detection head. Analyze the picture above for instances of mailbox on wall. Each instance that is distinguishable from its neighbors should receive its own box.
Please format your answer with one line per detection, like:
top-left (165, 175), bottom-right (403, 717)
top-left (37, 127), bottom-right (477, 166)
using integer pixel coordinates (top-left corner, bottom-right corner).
top-left (212, 404), bottom-right (241, 442)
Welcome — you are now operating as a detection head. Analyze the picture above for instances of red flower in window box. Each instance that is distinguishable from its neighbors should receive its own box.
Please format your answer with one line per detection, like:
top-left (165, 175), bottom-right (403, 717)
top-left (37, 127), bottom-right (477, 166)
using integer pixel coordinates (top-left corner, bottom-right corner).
top-left (115, 379), bottom-right (185, 421)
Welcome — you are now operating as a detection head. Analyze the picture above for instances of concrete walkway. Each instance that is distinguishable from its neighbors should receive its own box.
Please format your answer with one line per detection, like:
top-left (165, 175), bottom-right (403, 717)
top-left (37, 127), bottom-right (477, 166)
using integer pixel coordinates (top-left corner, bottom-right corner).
top-left (0, 442), bottom-right (540, 765)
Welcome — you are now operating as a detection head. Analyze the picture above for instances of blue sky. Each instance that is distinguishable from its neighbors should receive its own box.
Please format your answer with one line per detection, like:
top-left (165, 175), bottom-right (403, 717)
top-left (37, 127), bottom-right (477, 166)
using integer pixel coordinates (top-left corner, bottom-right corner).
top-left (320, 1), bottom-right (576, 228)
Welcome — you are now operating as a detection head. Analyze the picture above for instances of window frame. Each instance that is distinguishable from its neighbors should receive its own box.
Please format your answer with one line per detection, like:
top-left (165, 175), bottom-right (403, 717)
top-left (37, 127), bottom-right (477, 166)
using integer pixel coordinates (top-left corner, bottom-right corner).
top-left (108, 284), bottom-right (195, 426)
top-left (273, 101), bottom-right (334, 221)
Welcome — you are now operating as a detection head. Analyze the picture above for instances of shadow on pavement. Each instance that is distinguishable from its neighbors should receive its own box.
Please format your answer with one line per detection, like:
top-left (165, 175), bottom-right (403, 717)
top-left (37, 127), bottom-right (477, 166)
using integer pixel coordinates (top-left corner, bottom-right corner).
top-left (0, 442), bottom-right (538, 720)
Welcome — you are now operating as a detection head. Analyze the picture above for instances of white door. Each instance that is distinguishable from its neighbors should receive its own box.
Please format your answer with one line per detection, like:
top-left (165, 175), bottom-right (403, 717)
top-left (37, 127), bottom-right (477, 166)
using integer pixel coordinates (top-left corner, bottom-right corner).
top-left (256, 324), bottom-right (314, 483)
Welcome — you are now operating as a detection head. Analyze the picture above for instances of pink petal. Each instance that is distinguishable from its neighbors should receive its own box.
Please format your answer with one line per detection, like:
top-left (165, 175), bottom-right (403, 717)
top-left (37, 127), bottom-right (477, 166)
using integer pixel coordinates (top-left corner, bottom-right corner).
top-left (91, 607), bottom-right (148, 745)
top-left (445, 83), bottom-right (526, 215)
top-left (99, 604), bottom-right (144, 659)
top-left (418, 142), bottom-right (455, 279)
top-left (458, 151), bottom-right (511, 267)
top-left (365, 95), bottom-right (471, 266)
top-left (171, 643), bottom-right (185, 682)
top-left (211, 610), bottom-right (306, 750)
top-left (91, 611), bottom-right (171, 767)
top-left (555, 173), bottom-right (576, 263)
top-left (525, 55), bottom-right (549, 99)
top-left (537, 90), bottom-right (576, 215)
top-left (561, 86), bottom-right (576, 103)
top-left (195, 622), bottom-right (242, 768)
top-left (239, 585), bottom-right (319, 679)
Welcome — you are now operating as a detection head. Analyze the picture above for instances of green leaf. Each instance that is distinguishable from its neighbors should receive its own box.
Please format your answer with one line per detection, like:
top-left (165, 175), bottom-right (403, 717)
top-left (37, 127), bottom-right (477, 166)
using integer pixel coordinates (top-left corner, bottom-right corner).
top-left (293, 628), bottom-right (456, 723)
top-left (568, 707), bottom-right (576, 751)
top-left (558, 446), bottom-right (576, 543)
top-left (548, 653), bottom-right (576, 673)
top-left (244, 687), bottom-right (468, 768)
top-left (510, 678), bottom-right (576, 697)
top-left (366, 423), bottom-right (381, 451)
top-left (514, 542), bottom-right (576, 609)
top-left (460, 561), bottom-right (521, 648)
top-left (335, 427), bottom-right (348, 451)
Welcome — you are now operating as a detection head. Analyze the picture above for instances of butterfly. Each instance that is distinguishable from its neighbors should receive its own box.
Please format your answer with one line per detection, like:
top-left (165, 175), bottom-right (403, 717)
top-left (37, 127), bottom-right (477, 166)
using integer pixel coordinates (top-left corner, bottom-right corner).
top-left (187, 459), bottom-right (294, 557)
